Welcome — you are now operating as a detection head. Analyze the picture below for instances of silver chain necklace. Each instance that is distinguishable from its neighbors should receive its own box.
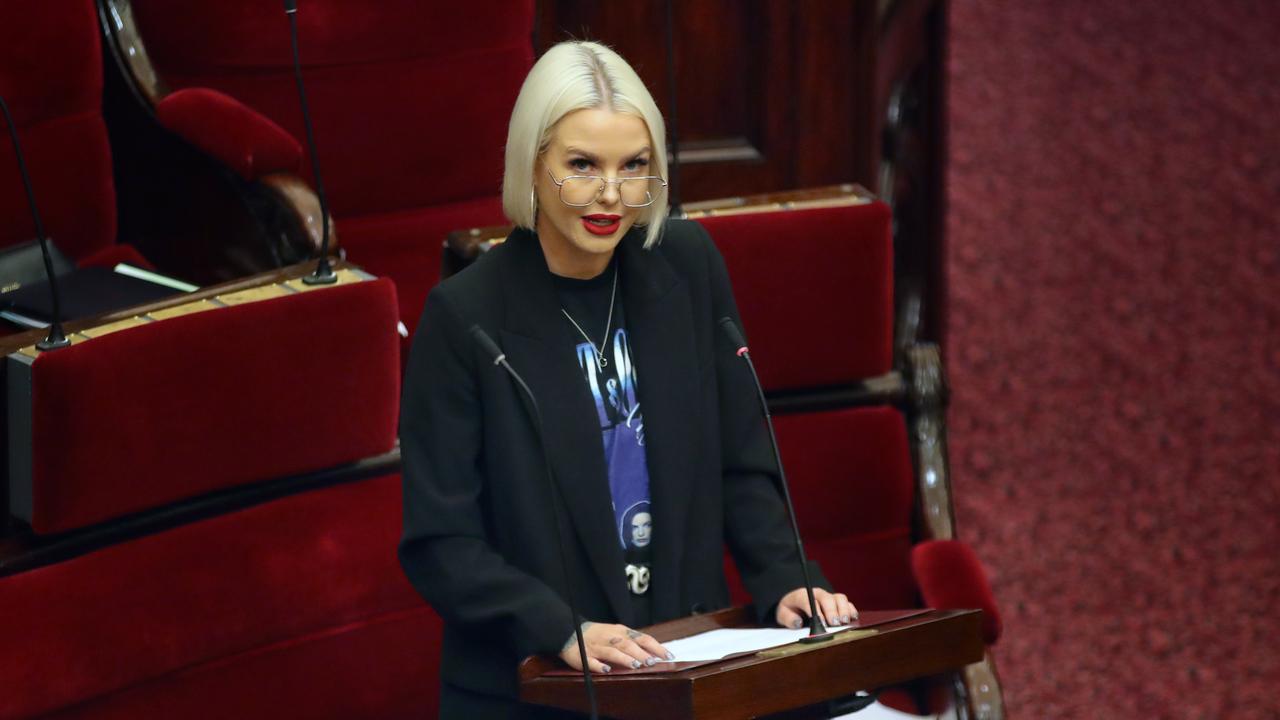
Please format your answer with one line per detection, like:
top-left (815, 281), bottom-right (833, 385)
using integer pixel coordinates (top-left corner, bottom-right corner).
top-left (560, 267), bottom-right (618, 368)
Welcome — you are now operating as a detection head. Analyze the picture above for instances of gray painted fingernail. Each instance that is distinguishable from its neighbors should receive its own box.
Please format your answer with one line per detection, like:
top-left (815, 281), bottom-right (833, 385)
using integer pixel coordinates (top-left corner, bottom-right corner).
top-left (791, 618), bottom-right (803, 629)
top-left (842, 615), bottom-right (851, 624)
top-left (665, 652), bottom-right (675, 660)
top-left (630, 659), bottom-right (641, 669)
top-left (645, 656), bottom-right (657, 666)
top-left (601, 664), bottom-right (611, 673)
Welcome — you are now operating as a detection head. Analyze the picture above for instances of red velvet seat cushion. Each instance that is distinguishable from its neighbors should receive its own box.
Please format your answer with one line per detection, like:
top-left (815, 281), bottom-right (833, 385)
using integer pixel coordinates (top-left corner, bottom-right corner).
top-left (155, 88), bottom-right (303, 181)
top-left (724, 406), bottom-right (918, 610)
top-left (699, 200), bottom-right (894, 391)
top-left (0, 474), bottom-right (435, 719)
top-left (0, 0), bottom-right (116, 260)
top-left (20, 278), bottom-right (400, 534)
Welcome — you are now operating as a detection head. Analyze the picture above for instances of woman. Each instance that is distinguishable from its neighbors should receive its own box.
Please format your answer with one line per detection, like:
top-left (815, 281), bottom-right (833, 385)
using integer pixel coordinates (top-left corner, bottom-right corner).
top-left (399, 41), bottom-right (857, 717)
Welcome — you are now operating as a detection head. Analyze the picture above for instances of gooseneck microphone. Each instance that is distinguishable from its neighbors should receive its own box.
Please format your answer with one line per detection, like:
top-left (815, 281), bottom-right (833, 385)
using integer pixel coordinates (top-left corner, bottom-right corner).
top-left (469, 325), bottom-right (600, 720)
top-left (282, 0), bottom-right (337, 285)
top-left (0, 95), bottom-right (70, 351)
top-left (719, 316), bottom-right (832, 643)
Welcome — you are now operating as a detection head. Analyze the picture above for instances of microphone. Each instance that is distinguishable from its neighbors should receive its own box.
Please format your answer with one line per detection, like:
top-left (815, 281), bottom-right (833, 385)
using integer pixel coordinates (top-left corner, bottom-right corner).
top-left (282, 0), bottom-right (337, 285)
top-left (469, 325), bottom-right (600, 720)
top-left (0, 95), bottom-right (70, 351)
top-left (719, 316), bottom-right (832, 643)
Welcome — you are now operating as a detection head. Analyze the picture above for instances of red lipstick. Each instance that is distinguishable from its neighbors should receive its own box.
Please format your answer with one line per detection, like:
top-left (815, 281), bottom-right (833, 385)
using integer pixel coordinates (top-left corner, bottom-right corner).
top-left (582, 214), bottom-right (621, 236)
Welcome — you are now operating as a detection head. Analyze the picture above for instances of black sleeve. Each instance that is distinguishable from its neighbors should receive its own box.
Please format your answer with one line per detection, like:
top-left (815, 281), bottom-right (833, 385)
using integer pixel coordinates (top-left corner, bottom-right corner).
top-left (397, 288), bottom-right (576, 660)
top-left (698, 224), bottom-right (832, 624)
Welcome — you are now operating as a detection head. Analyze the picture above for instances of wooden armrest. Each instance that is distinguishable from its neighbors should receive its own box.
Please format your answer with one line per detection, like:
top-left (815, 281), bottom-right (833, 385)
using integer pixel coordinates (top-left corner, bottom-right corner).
top-left (905, 342), bottom-right (957, 542)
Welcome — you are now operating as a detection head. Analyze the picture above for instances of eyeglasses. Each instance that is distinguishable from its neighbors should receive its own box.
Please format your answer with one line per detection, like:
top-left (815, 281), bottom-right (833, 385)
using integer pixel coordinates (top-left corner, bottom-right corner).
top-left (546, 169), bottom-right (668, 208)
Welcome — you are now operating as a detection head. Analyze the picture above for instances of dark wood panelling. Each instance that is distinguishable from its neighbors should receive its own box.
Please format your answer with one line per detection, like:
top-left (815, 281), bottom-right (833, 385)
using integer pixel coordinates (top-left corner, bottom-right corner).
top-left (536, 1), bottom-right (948, 345)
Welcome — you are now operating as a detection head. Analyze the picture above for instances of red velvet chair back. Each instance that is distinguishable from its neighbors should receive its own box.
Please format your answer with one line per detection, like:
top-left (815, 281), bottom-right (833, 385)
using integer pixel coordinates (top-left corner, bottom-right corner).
top-left (122, 0), bottom-right (535, 337)
top-left (698, 201), bottom-right (920, 610)
top-left (9, 276), bottom-right (401, 535)
top-left (0, 0), bottom-right (116, 260)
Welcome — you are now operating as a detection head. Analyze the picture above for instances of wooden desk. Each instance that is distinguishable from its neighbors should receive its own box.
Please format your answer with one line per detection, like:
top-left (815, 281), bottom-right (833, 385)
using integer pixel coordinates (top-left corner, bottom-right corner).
top-left (520, 607), bottom-right (984, 719)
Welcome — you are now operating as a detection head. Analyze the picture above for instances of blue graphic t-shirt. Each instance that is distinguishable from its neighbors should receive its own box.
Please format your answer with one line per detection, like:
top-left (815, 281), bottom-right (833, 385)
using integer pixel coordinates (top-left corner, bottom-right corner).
top-left (554, 264), bottom-right (652, 551)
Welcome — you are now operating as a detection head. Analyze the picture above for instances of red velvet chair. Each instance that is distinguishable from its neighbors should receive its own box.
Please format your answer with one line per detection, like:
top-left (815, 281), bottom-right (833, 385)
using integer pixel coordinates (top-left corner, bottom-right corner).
top-left (690, 187), bottom-right (1007, 718)
top-left (99, 0), bottom-right (535, 363)
top-left (0, 0), bottom-right (151, 287)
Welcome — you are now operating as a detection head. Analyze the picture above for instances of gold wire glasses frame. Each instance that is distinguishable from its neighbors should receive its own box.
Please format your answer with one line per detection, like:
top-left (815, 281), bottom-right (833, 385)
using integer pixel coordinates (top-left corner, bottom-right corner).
top-left (546, 169), bottom-right (668, 208)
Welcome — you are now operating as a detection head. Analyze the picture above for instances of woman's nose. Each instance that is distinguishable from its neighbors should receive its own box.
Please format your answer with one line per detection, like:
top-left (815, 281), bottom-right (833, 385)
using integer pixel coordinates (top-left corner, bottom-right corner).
top-left (597, 179), bottom-right (622, 206)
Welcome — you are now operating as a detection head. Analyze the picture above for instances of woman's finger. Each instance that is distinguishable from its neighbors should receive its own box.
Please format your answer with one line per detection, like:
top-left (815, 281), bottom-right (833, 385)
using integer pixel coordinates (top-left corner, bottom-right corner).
top-left (816, 590), bottom-right (841, 627)
top-left (630, 631), bottom-right (675, 661)
top-left (596, 645), bottom-right (648, 670)
top-left (833, 593), bottom-right (858, 624)
top-left (776, 602), bottom-right (805, 629)
top-left (611, 636), bottom-right (658, 666)
top-left (585, 656), bottom-right (613, 674)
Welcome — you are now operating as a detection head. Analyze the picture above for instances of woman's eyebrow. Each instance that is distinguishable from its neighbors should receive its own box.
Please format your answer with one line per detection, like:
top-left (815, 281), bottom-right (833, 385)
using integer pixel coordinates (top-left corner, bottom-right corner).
top-left (564, 147), bottom-right (600, 163)
top-left (563, 146), bottom-right (653, 162)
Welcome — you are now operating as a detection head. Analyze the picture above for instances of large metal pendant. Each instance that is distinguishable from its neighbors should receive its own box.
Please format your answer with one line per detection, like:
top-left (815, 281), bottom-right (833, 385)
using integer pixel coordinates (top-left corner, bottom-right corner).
top-left (598, 353), bottom-right (608, 368)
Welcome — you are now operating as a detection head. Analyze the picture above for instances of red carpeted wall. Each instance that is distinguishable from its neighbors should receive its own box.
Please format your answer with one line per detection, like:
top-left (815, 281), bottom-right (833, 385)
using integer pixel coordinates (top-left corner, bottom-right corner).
top-left (20, 278), bottom-right (400, 534)
top-left (0, 0), bottom-right (116, 261)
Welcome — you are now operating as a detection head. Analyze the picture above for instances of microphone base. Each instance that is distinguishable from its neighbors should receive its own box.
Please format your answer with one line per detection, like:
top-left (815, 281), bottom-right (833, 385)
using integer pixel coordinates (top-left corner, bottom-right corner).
top-left (36, 329), bottom-right (72, 351)
top-left (798, 631), bottom-right (839, 644)
top-left (302, 260), bottom-right (339, 286)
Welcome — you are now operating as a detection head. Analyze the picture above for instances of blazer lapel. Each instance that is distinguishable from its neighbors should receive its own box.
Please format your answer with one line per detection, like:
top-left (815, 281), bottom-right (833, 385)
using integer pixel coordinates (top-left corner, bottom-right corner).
top-left (618, 235), bottom-right (700, 623)
top-left (495, 230), bottom-right (631, 623)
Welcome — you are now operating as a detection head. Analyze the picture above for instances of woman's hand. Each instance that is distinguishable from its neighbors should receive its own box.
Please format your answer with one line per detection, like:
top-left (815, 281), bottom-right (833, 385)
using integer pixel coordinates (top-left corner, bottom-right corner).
top-left (775, 587), bottom-right (858, 629)
top-left (559, 622), bottom-right (675, 673)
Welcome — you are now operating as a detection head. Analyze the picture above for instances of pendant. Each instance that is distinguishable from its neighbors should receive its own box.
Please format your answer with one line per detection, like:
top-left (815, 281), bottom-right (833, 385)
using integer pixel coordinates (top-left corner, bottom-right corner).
top-left (599, 355), bottom-right (609, 368)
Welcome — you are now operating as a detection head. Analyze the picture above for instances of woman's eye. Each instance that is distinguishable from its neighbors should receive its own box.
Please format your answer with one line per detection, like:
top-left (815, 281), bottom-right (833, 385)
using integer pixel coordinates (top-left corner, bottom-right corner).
top-left (569, 158), bottom-right (592, 173)
top-left (624, 158), bottom-right (650, 173)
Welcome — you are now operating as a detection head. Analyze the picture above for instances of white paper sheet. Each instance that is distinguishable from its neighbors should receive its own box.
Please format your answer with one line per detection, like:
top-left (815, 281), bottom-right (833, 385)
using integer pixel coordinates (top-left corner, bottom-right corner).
top-left (658, 624), bottom-right (852, 663)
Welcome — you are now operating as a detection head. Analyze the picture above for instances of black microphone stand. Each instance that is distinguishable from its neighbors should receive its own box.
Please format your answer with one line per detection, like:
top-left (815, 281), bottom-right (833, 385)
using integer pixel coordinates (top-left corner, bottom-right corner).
top-left (469, 326), bottom-right (600, 720)
top-left (720, 317), bottom-right (832, 642)
top-left (663, 0), bottom-right (684, 219)
top-left (283, 0), bottom-right (337, 285)
top-left (0, 95), bottom-right (70, 351)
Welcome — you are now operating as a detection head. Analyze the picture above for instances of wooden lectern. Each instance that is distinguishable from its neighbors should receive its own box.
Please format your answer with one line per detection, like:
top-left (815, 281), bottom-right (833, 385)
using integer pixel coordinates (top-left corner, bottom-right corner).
top-left (520, 607), bottom-right (984, 719)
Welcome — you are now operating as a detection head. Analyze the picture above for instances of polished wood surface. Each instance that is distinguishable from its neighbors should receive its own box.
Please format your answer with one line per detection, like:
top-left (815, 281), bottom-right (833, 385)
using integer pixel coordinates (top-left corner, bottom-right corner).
top-left (518, 608), bottom-right (984, 719)
top-left (0, 259), bottom-right (358, 359)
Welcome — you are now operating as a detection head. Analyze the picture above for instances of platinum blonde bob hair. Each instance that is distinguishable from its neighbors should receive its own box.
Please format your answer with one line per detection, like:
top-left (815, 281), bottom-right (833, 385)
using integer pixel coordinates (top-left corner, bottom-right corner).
top-left (502, 41), bottom-right (669, 249)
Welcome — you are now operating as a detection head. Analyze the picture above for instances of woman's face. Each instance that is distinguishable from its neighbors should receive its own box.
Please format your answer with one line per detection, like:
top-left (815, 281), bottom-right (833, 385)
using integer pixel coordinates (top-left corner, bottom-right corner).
top-left (534, 108), bottom-right (653, 278)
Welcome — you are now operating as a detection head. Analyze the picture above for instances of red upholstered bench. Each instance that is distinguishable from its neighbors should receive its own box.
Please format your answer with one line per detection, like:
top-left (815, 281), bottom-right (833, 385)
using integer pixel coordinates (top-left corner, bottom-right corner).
top-left (1, 264), bottom-right (420, 717)
top-left (6, 270), bottom-right (400, 535)
top-left (0, 474), bottom-right (438, 719)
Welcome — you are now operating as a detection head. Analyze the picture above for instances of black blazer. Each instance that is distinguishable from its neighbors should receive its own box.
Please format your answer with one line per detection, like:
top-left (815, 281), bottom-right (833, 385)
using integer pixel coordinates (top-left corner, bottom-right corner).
top-left (398, 219), bottom-right (828, 700)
